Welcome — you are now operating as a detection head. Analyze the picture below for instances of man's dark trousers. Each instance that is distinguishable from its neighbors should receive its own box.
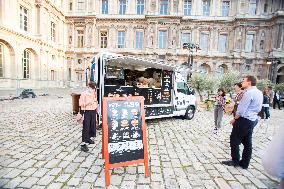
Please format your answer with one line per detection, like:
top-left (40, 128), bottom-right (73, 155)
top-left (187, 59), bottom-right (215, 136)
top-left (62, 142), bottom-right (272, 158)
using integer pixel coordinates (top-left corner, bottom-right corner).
top-left (230, 117), bottom-right (257, 168)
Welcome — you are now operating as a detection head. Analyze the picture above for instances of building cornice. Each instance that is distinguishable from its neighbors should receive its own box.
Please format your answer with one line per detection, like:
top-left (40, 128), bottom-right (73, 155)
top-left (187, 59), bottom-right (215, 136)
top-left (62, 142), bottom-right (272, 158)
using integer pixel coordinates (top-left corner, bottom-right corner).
top-left (0, 26), bottom-right (65, 53)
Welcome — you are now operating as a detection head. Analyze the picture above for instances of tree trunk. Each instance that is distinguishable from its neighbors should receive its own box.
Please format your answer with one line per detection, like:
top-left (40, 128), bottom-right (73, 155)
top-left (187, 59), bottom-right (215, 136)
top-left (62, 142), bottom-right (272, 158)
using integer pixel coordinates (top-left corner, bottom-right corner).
top-left (197, 90), bottom-right (203, 102)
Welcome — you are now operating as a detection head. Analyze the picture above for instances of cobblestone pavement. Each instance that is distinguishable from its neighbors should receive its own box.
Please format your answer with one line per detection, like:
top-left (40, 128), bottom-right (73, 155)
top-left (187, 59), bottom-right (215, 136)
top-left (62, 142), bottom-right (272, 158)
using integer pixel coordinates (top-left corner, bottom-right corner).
top-left (0, 94), bottom-right (283, 189)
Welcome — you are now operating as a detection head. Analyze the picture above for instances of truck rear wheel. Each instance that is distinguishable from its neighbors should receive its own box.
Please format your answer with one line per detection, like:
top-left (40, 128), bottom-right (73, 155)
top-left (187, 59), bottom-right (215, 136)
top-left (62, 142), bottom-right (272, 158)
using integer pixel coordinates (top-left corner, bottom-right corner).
top-left (184, 105), bottom-right (195, 120)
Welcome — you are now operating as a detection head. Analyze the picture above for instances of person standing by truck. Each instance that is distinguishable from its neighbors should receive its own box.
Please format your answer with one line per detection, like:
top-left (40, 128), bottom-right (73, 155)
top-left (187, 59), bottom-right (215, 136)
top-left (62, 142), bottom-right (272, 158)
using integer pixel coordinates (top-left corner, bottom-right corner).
top-left (214, 88), bottom-right (226, 133)
top-left (79, 82), bottom-right (98, 152)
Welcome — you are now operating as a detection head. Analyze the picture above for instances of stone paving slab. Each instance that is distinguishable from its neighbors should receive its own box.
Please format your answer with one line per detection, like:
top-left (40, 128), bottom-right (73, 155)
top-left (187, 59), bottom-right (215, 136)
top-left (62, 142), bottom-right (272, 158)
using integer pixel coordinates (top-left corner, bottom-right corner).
top-left (0, 95), bottom-right (282, 188)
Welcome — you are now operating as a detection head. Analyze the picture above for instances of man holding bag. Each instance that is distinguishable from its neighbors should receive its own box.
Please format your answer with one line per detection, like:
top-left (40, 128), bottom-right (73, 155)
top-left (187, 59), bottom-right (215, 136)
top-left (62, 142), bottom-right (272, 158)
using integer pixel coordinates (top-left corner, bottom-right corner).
top-left (79, 81), bottom-right (99, 152)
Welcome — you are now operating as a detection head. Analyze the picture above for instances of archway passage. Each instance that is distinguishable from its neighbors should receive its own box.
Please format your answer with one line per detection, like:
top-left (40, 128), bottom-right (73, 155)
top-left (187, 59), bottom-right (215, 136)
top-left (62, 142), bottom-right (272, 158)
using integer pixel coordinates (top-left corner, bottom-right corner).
top-left (200, 63), bottom-right (211, 74)
top-left (0, 39), bottom-right (15, 79)
top-left (217, 64), bottom-right (228, 75)
top-left (276, 66), bottom-right (284, 83)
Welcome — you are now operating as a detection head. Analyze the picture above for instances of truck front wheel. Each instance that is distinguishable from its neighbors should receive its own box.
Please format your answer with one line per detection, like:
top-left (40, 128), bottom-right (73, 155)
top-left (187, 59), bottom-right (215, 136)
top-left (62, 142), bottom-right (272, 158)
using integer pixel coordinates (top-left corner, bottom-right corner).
top-left (184, 105), bottom-right (195, 120)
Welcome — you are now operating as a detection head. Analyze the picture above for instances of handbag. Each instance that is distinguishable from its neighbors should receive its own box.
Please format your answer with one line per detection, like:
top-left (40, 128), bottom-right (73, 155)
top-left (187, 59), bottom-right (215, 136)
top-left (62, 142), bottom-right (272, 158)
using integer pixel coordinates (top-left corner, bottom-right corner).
top-left (76, 108), bottom-right (84, 124)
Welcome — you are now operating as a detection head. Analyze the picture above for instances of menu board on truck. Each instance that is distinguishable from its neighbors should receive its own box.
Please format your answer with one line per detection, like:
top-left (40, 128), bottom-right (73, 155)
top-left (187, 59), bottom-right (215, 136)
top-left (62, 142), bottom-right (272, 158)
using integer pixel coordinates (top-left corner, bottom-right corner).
top-left (102, 96), bottom-right (149, 186)
top-left (160, 70), bottom-right (173, 104)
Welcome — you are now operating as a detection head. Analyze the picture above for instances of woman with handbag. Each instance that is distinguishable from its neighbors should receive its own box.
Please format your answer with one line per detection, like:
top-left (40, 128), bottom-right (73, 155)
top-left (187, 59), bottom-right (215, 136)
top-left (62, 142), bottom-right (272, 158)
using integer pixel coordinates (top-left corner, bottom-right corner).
top-left (214, 88), bottom-right (226, 134)
top-left (79, 81), bottom-right (98, 152)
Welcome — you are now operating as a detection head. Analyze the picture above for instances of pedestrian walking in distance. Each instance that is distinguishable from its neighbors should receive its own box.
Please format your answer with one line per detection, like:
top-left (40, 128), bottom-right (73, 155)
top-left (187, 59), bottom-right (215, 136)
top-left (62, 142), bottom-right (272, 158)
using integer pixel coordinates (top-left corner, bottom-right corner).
top-left (222, 75), bottom-right (263, 169)
top-left (268, 86), bottom-right (274, 107)
top-left (232, 82), bottom-right (244, 117)
top-left (214, 88), bottom-right (226, 133)
top-left (273, 90), bottom-right (281, 110)
top-left (260, 88), bottom-right (270, 121)
top-left (79, 81), bottom-right (99, 152)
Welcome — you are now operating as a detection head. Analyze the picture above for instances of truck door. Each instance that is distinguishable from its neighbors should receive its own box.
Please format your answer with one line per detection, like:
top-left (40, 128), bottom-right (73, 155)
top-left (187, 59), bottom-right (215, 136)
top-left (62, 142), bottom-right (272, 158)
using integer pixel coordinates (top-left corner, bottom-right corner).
top-left (175, 82), bottom-right (191, 111)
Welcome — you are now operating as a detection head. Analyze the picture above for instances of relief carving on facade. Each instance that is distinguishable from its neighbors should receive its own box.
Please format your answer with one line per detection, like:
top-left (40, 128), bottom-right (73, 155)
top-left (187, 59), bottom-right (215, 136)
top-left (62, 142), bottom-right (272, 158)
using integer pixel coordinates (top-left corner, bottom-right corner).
top-left (148, 25), bottom-right (154, 48)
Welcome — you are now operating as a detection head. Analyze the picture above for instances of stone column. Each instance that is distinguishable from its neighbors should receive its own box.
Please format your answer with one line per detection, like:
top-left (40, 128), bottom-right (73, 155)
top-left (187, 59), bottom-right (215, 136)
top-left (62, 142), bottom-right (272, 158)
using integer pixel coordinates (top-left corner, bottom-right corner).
top-left (170, 0), bottom-right (174, 15)
top-left (35, 4), bottom-right (41, 36)
top-left (109, 25), bottom-right (116, 49)
top-left (178, 0), bottom-right (183, 16)
top-left (156, 0), bottom-right (159, 14)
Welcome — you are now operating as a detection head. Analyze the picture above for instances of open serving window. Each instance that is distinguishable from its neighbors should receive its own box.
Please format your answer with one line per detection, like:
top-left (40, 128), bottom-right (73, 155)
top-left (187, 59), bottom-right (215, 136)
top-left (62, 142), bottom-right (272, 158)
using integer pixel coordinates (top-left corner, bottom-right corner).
top-left (103, 56), bottom-right (174, 106)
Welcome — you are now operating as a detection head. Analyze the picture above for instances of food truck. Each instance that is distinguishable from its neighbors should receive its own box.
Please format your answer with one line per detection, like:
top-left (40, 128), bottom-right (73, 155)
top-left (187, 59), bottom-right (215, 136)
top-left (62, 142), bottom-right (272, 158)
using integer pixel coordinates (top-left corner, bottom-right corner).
top-left (89, 52), bottom-right (197, 120)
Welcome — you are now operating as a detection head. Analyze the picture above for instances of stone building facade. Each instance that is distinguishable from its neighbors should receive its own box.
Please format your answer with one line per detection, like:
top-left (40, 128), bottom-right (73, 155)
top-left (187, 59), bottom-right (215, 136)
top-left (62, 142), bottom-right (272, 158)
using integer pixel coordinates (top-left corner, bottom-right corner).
top-left (0, 0), bottom-right (284, 90)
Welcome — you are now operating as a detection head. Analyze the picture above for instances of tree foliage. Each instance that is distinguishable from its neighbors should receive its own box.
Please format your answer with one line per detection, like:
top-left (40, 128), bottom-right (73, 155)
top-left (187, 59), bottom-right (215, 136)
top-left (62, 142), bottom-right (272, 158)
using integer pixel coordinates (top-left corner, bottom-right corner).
top-left (219, 71), bottom-right (241, 93)
top-left (256, 79), bottom-right (273, 91)
top-left (191, 73), bottom-right (219, 101)
top-left (274, 83), bottom-right (284, 94)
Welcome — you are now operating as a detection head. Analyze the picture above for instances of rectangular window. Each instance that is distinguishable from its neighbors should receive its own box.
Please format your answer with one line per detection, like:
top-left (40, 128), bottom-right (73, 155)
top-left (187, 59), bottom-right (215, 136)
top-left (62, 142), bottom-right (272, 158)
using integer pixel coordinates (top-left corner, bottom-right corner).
top-left (184, 0), bottom-right (192, 16)
top-left (137, 0), bottom-right (144, 15)
top-left (249, 0), bottom-right (257, 15)
top-left (101, 31), bottom-right (108, 48)
top-left (77, 72), bottom-right (83, 81)
top-left (159, 30), bottom-right (167, 49)
top-left (136, 31), bottom-right (143, 49)
top-left (51, 70), bottom-right (55, 81)
top-left (20, 5), bottom-right (28, 31)
top-left (51, 22), bottom-right (56, 42)
top-left (203, 0), bottom-right (210, 16)
top-left (77, 30), bottom-right (84, 48)
top-left (182, 32), bottom-right (191, 46)
top-left (221, 1), bottom-right (230, 16)
top-left (0, 44), bottom-right (3, 77)
top-left (160, 0), bottom-right (168, 15)
top-left (118, 31), bottom-right (125, 48)
top-left (218, 34), bottom-right (227, 53)
top-left (119, 0), bottom-right (127, 15)
top-left (264, 1), bottom-right (268, 13)
top-left (102, 0), bottom-right (108, 14)
top-left (245, 34), bottom-right (254, 52)
top-left (200, 33), bottom-right (209, 51)
top-left (77, 0), bottom-right (85, 11)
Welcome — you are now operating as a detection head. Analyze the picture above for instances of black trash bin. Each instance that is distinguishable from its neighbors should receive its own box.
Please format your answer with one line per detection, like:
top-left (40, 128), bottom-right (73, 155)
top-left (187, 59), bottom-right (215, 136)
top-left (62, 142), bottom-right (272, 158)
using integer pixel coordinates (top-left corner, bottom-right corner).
top-left (71, 93), bottom-right (81, 115)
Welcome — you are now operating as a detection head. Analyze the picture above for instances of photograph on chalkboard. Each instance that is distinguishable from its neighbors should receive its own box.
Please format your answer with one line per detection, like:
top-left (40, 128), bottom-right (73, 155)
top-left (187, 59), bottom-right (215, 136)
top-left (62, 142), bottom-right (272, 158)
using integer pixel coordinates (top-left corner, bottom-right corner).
top-left (107, 100), bottom-right (144, 164)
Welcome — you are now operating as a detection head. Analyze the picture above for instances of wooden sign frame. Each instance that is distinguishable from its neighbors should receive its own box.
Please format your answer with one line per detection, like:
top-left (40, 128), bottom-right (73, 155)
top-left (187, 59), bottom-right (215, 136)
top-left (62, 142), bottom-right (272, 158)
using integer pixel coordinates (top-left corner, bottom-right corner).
top-left (102, 96), bottom-right (150, 186)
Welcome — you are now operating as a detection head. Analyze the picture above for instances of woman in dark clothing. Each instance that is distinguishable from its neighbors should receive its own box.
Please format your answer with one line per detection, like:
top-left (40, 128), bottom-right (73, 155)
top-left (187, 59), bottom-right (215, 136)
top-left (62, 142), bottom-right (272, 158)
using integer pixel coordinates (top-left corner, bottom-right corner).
top-left (79, 82), bottom-right (98, 152)
top-left (260, 88), bottom-right (270, 120)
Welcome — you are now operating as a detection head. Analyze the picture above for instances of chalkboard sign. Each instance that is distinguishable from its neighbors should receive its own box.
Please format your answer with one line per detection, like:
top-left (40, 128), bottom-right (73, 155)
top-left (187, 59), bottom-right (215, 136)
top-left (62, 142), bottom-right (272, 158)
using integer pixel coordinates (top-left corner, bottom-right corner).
top-left (161, 70), bottom-right (172, 104)
top-left (102, 96), bottom-right (149, 186)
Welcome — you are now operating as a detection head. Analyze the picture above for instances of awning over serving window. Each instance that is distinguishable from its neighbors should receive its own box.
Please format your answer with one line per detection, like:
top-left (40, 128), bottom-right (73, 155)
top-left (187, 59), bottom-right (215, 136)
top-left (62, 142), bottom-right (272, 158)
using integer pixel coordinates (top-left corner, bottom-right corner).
top-left (105, 55), bottom-right (182, 71)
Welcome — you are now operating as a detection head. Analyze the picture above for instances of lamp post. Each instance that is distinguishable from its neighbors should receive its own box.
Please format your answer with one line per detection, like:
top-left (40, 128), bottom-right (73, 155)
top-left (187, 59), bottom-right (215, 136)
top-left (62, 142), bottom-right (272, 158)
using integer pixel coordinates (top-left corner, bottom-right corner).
top-left (183, 43), bottom-right (201, 81)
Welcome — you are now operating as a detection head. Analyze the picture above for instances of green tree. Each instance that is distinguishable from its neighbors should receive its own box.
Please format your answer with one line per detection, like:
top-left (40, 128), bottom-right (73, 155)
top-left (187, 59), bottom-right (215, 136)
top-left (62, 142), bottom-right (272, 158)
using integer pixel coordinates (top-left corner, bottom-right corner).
top-left (219, 71), bottom-right (240, 93)
top-left (191, 73), bottom-right (219, 101)
top-left (274, 83), bottom-right (284, 94)
top-left (256, 79), bottom-right (273, 91)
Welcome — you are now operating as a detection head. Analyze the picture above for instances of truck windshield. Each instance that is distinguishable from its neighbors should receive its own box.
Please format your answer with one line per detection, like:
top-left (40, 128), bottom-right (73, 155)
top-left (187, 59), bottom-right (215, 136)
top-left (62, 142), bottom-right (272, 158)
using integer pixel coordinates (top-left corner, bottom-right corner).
top-left (177, 82), bottom-right (189, 95)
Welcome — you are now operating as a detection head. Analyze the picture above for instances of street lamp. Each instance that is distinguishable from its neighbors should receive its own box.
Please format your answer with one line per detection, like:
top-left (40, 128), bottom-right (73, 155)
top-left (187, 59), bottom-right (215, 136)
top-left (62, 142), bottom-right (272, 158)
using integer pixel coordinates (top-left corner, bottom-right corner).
top-left (183, 42), bottom-right (201, 80)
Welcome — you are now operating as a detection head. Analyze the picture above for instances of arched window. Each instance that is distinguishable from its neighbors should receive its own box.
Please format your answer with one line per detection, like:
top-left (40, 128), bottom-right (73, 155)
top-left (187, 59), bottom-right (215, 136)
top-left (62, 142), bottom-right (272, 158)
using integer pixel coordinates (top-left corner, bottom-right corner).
top-left (218, 65), bottom-right (225, 75)
top-left (0, 43), bottom-right (3, 77)
top-left (22, 49), bottom-right (30, 79)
